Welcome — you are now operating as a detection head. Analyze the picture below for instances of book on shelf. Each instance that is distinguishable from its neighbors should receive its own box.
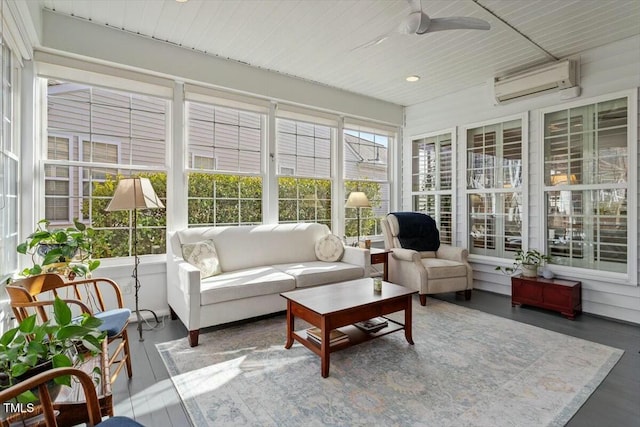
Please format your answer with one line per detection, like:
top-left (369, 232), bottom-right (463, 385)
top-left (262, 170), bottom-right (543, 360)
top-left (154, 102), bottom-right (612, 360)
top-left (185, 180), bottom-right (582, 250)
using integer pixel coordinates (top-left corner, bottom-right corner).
top-left (354, 317), bottom-right (388, 333)
top-left (305, 327), bottom-right (349, 345)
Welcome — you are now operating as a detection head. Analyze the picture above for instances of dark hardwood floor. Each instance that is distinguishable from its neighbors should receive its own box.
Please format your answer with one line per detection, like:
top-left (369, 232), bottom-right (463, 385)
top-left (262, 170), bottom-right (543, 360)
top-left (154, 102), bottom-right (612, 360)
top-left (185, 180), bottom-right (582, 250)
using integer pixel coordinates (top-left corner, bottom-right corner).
top-left (111, 290), bottom-right (640, 427)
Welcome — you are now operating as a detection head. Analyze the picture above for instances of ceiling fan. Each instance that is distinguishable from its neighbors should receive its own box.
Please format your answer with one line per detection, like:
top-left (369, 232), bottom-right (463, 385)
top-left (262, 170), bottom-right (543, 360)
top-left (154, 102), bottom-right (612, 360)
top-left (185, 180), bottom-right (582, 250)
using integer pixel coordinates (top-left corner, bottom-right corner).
top-left (355, 0), bottom-right (491, 49)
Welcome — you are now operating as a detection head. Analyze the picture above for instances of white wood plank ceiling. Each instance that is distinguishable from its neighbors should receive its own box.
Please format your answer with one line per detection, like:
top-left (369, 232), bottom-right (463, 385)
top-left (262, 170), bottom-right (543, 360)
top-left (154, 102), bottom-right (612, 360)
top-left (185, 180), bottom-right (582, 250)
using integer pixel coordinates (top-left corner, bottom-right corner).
top-left (40, 0), bottom-right (640, 107)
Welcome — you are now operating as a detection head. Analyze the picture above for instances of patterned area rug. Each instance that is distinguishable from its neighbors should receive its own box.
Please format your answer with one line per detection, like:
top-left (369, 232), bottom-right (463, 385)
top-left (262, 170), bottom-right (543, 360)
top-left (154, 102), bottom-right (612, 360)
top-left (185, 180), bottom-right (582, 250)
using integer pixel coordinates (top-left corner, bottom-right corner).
top-left (157, 298), bottom-right (623, 427)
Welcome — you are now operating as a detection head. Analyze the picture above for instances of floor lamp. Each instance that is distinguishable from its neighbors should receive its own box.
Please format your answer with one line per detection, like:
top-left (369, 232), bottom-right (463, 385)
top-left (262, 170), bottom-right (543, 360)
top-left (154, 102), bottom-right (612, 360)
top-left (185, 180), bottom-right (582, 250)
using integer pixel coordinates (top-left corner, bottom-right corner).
top-left (345, 191), bottom-right (371, 245)
top-left (106, 177), bottom-right (165, 341)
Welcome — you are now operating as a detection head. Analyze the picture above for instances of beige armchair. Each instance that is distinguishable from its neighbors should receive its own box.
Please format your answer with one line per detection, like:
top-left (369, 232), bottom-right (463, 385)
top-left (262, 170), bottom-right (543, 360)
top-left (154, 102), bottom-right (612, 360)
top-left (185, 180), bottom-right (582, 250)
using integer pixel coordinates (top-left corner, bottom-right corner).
top-left (381, 212), bottom-right (473, 305)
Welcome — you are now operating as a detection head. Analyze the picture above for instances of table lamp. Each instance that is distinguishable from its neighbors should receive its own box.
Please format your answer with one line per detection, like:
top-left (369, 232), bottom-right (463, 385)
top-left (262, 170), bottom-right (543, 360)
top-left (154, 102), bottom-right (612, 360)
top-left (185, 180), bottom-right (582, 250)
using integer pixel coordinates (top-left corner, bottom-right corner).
top-left (345, 191), bottom-right (371, 245)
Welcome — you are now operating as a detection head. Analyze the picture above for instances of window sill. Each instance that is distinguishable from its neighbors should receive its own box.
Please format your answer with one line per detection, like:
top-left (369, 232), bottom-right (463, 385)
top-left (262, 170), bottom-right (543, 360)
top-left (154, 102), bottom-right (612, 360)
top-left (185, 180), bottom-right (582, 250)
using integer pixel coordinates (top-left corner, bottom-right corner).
top-left (470, 255), bottom-right (635, 286)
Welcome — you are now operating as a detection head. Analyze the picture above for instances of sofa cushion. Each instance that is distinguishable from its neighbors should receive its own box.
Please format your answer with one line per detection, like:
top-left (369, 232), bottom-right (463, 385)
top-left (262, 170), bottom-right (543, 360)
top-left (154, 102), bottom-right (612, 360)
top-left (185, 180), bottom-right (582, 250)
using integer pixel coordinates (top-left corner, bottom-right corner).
top-left (421, 258), bottom-right (468, 280)
top-left (200, 266), bottom-right (295, 305)
top-left (273, 261), bottom-right (364, 288)
top-left (181, 239), bottom-right (221, 278)
top-left (315, 234), bottom-right (345, 262)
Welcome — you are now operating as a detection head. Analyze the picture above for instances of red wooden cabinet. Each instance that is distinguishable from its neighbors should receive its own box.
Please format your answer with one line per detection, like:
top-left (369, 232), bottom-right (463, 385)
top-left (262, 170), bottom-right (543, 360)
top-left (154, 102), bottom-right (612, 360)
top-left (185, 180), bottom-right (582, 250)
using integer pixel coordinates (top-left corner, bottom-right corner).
top-left (511, 275), bottom-right (581, 319)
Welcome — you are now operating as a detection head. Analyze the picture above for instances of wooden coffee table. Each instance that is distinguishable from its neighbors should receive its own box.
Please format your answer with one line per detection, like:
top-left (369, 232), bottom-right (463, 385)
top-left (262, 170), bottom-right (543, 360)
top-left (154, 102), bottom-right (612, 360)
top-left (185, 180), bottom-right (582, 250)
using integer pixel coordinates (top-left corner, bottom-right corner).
top-left (280, 278), bottom-right (417, 377)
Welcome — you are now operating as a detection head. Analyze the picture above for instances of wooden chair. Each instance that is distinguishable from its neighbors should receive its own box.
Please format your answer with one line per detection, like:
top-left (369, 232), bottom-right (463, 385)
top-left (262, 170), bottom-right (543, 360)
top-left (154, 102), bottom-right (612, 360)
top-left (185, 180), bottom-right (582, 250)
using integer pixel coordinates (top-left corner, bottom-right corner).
top-left (6, 274), bottom-right (133, 384)
top-left (0, 367), bottom-right (143, 427)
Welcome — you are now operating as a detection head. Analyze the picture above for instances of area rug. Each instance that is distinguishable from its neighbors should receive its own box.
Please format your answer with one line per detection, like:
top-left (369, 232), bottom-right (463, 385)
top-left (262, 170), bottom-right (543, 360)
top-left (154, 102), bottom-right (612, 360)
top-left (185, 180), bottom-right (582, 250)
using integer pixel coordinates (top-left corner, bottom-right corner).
top-left (156, 299), bottom-right (623, 427)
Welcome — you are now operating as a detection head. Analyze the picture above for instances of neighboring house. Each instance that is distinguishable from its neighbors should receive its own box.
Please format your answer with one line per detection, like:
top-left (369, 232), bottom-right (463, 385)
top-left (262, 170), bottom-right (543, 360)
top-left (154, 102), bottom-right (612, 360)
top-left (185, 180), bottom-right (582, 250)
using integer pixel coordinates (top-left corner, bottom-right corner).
top-left (45, 83), bottom-right (390, 232)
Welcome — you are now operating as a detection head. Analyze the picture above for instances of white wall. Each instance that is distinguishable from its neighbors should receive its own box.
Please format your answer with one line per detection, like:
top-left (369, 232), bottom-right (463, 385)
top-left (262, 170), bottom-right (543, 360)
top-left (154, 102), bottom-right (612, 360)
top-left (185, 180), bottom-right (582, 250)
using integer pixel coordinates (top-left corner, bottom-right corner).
top-left (404, 35), bottom-right (640, 324)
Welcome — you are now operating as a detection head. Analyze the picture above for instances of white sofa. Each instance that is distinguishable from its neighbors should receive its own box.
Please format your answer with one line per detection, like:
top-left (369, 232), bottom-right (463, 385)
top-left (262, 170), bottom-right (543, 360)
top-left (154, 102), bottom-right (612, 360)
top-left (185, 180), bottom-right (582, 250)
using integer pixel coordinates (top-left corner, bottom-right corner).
top-left (167, 223), bottom-right (370, 346)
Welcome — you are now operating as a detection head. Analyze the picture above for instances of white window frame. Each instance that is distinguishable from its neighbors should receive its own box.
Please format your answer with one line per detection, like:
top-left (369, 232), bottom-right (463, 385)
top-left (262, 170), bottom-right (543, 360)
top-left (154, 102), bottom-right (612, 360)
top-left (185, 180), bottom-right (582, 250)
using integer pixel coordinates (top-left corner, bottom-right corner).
top-left (343, 126), bottom-right (393, 241)
top-left (185, 99), bottom-right (266, 227)
top-left (0, 41), bottom-right (19, 285)
top-left (191, 154), bottom-right (217, 170)
top-left (537, 89), bottom-right (637, 286)
top-left (462, 113), bottom-right (528, 264)
top-left (410, 128), bottom-right (456, 245)
top-left (275, 117), bottom-right (335, 228)
top-left (78, 136), bottom-right (122, 221)
top-left (279, 166), bottom-right (295, 176)
top-left (42, 77), bottom-right (170, 260)
top-left (44, 133), bottom-right (75, 224)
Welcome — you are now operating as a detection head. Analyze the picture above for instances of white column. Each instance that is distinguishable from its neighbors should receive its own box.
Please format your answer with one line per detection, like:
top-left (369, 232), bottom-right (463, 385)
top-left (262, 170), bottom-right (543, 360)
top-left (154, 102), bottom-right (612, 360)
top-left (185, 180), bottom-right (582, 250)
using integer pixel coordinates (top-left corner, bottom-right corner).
top-left (168, 81), bottom-right (187, 231)
top-left (264, 102), bottom-right (278, 224)
top-left (334, 118), bottom-right (345, 236)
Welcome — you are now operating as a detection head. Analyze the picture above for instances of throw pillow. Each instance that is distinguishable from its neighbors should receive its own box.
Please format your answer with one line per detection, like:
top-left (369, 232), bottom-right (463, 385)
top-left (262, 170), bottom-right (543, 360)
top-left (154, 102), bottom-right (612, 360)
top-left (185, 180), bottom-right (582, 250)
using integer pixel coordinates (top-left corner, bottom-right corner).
top-left (315, 234), bottom-right (345, 262)
top-left (181, 239), bottom-right (221, 279)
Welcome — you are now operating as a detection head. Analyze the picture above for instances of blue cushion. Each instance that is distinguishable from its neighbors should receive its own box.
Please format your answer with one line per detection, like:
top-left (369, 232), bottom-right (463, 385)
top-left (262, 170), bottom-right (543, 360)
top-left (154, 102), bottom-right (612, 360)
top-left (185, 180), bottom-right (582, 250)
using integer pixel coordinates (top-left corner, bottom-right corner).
top-left (99, 416), bottom-right (145, 426)
top-left (94, 308), bottom-right (131, 337)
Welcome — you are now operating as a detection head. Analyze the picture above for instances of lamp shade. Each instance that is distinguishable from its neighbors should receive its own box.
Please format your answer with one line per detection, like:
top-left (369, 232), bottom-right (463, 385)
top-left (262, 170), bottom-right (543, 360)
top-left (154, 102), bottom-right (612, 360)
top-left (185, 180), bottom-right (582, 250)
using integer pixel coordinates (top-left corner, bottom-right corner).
top-left (345, 191), bottom-right (371, 208)
top-left (550, 174), bottom-right (577, 186)
top-left (106, 178), bottom-right (165, 211)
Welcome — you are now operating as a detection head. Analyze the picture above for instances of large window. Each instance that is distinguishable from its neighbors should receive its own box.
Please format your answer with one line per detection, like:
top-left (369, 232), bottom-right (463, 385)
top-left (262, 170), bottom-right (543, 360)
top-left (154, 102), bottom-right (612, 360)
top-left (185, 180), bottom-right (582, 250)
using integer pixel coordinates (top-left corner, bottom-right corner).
top-left (543, 97), bottom-right (629, 273)
top-left (0, 41), bottom-right (18, 282)
top-left (46, 81), bottom-right (168, 258)
top-left (411, 132), bottom-right (453, 245)
top-left (344, 127), bottom-right (390, 240)
top-left (187, 102), bottom-right (263, 227)
top-left (466, 118), bottom-right (523, 257)
top-left (277, 119), bottom-right (332, 228)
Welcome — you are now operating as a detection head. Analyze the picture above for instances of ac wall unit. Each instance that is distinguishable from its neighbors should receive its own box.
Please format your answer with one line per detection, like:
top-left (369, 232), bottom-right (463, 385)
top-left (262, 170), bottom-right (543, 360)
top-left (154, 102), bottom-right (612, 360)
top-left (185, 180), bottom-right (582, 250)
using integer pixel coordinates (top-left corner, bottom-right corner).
top-left (494, 59), bottom-right (577, 103)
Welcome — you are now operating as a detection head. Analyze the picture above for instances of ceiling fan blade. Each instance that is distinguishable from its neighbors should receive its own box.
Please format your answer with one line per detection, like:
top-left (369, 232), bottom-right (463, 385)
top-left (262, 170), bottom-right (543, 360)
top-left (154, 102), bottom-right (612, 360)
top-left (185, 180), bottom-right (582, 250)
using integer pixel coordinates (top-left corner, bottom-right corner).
top-left (422, 17), bottom-right (491, 33)
top-left (350, 34), bottom-right (392, 51)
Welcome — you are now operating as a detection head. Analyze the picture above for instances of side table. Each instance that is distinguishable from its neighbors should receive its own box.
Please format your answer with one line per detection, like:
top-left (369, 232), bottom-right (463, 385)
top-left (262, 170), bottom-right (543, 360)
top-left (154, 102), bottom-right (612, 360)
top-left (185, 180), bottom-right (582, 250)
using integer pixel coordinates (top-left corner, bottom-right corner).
top-left (370, 248), bottom-right (391, 281)
top-left (511, 275), bottom-right (582, 319)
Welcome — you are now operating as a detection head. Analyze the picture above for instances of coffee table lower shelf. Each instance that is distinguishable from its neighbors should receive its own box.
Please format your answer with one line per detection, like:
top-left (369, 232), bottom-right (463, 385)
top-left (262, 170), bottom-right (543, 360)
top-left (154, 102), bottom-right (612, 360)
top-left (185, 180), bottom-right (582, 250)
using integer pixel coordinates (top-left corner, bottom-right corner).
top-left (293, 318), bottom-right (405, 354)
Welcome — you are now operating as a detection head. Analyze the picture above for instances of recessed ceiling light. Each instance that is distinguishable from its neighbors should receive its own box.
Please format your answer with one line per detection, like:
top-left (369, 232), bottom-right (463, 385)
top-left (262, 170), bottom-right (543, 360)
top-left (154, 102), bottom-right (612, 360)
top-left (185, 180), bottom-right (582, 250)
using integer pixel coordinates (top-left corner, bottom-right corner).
top-left (406, 75), bottom-right (420, 82)
top-left (176, 0), bottom-right (189, 3)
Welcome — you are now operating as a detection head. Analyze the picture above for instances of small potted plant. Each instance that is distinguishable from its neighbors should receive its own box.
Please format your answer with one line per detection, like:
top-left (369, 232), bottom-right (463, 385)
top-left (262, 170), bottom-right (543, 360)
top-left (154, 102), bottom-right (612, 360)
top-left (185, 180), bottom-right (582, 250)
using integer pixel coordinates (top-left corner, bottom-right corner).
top-left (0, 296), bottom-right (106, 404)
top-left (495, 248), bottom-right (551, 278)
top-left (16, 218), bottom-right (101, 280)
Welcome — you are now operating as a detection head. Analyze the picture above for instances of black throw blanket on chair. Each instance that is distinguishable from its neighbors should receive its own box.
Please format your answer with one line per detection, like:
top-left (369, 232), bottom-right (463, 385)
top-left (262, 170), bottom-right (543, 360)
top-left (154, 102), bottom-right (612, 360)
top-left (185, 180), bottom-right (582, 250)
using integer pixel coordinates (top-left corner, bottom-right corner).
top-left (392, 212), bottom-right (440, 252)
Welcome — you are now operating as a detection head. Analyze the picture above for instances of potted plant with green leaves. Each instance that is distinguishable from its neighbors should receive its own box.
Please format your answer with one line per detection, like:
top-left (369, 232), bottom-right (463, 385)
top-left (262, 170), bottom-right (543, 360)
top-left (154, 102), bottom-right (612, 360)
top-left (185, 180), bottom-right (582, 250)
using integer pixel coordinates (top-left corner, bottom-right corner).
top-left (0, 296), bottom-right (106, 405)
top-left (495, 248), bottom-right (551, 278)
top-left (16, 218), bottom-right (101, 280)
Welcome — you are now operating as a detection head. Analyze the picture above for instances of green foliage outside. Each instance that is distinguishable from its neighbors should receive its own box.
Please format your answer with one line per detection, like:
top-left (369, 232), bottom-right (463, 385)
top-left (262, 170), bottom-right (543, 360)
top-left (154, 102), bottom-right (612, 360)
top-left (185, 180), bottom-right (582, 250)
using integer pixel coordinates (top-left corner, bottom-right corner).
top-left (344, 180), bottom-right (383, 239)
top-left (83, 173), bottom-right (167, 259)
top-left (84, 173), bottom-right (382, 259)
top-left (188, 173), bottom-right (262, 226)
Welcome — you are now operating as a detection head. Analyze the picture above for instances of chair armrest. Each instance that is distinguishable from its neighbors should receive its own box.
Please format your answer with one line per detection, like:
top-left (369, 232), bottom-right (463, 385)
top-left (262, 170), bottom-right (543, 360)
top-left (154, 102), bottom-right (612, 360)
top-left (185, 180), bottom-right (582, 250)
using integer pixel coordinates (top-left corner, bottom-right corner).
top-left (342, 246), bottom-right (369, 266)
top-left (391, 247), bottom-right (422, 263)
top-left (436, 245), bottom-right (469, 262)
top-left (0, 367), bottom-right (103, 427)
top-left (67, 277), bottom-right (126, 310)
top-left (11, 298), bottom-right (93, 316)
top-left (176, 259), bottom-right (202, 296)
